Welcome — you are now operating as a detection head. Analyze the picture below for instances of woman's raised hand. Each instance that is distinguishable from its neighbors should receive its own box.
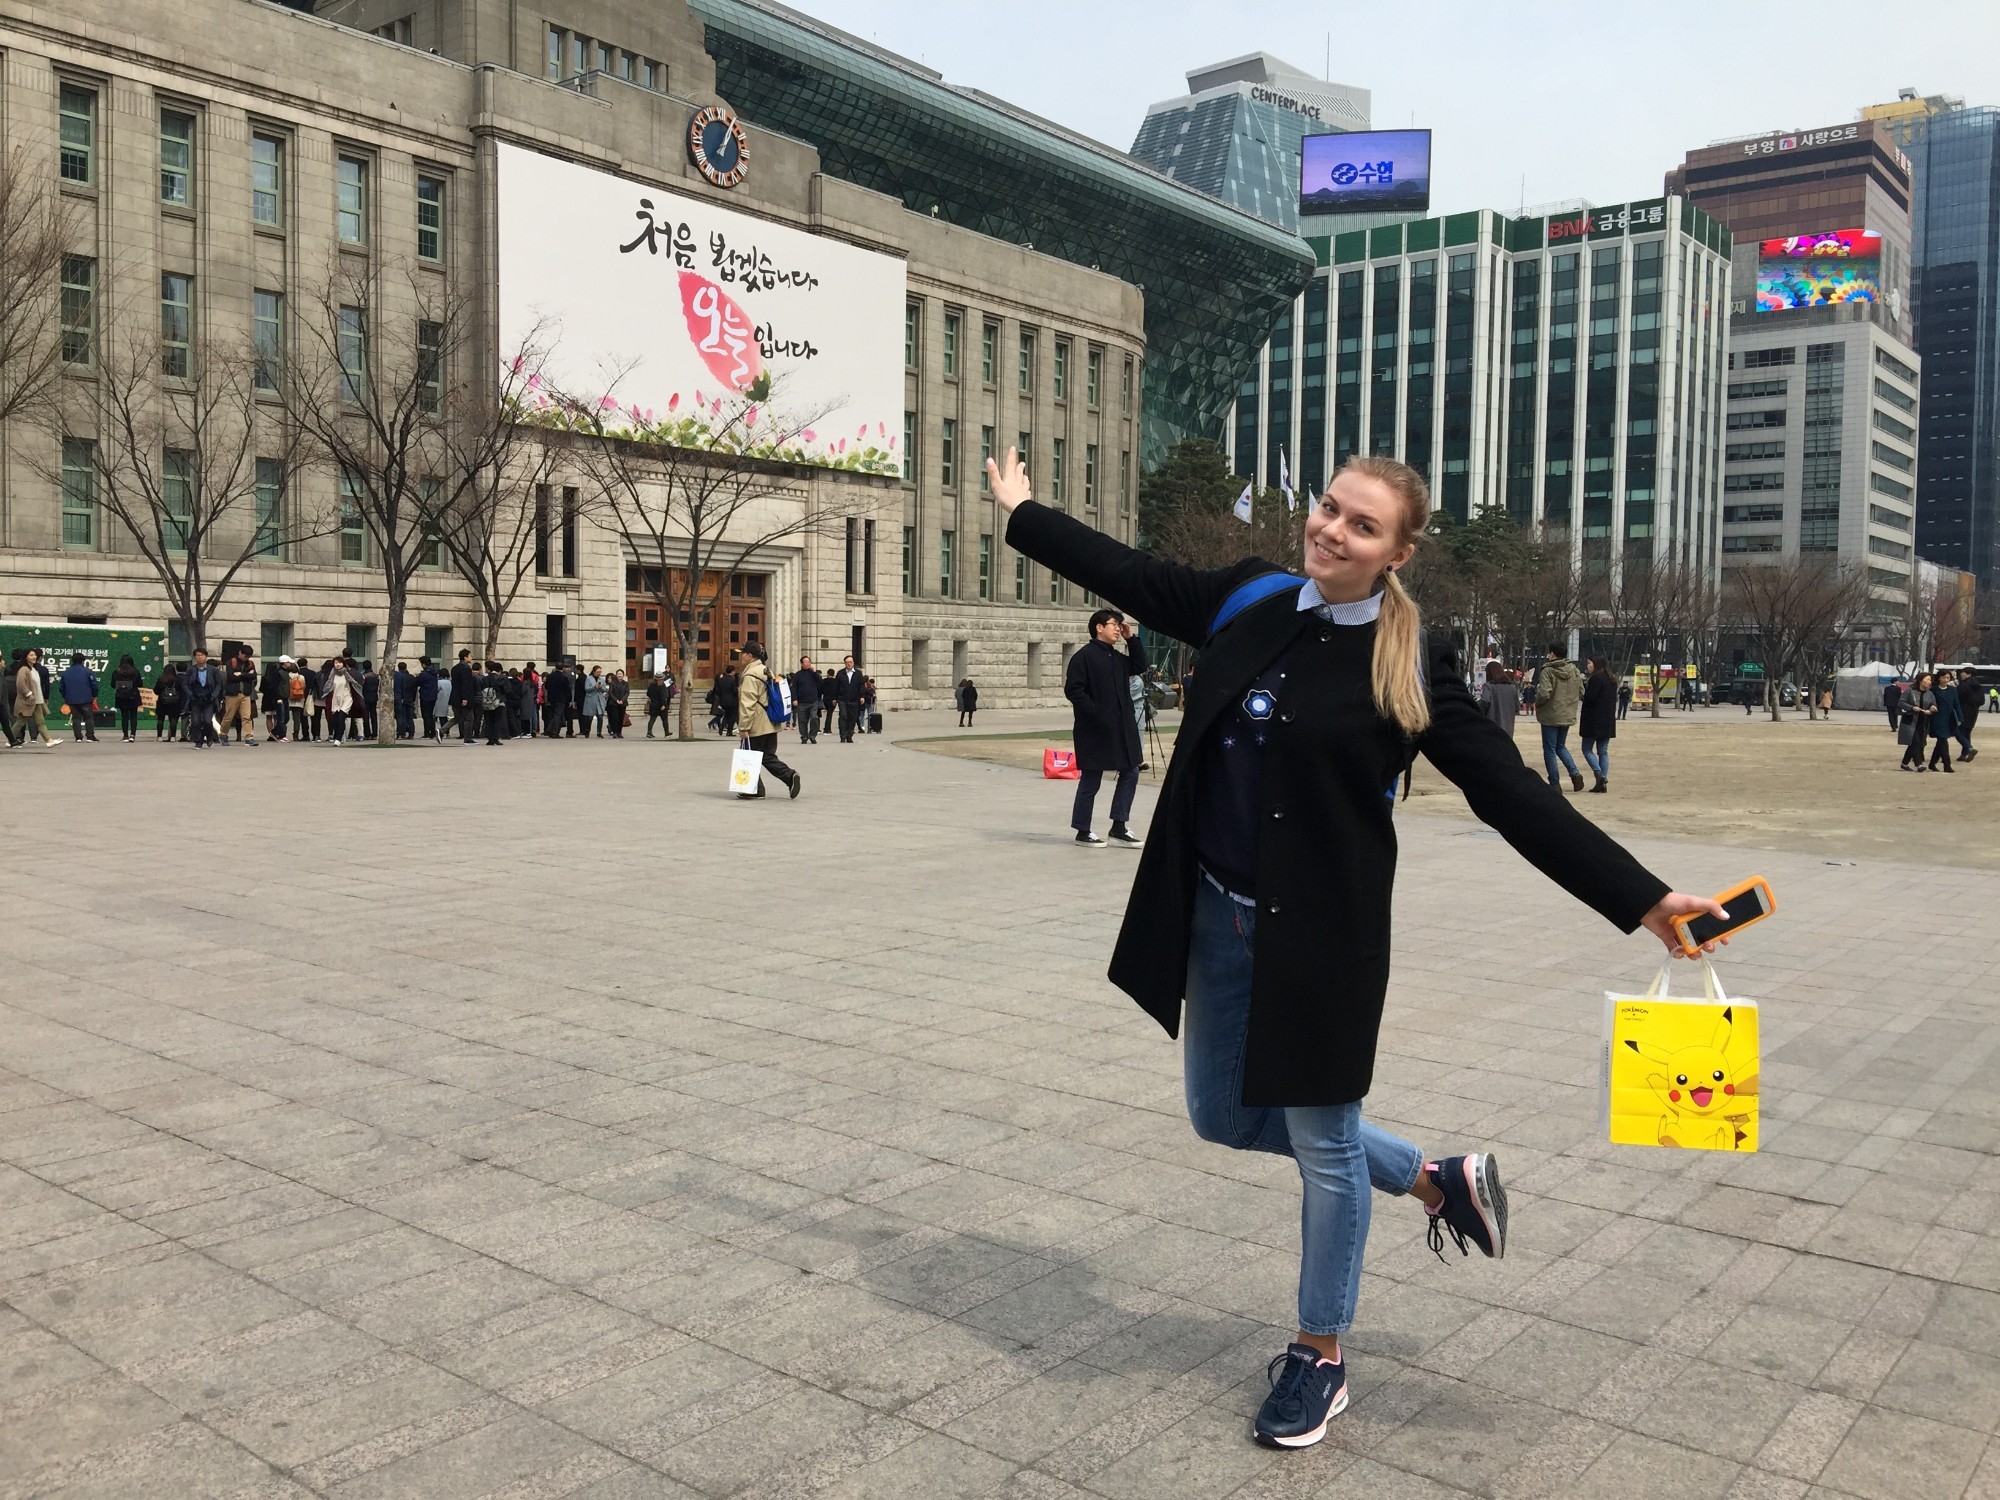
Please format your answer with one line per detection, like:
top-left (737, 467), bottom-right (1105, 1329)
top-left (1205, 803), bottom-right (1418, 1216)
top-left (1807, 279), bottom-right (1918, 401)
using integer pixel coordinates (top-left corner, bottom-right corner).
top-left (986, 447), bottom-right (1032, 513)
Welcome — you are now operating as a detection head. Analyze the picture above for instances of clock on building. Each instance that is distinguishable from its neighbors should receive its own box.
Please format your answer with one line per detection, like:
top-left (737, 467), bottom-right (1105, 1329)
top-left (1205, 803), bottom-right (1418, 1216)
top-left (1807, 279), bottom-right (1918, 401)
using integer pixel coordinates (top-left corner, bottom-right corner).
top-left (688, 103), bottom-right (749, 189)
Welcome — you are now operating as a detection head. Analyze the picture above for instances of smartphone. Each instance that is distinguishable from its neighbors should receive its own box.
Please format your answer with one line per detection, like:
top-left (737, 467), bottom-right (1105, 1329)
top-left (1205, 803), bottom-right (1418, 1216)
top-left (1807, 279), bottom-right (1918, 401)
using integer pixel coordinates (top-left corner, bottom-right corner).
top-left (1673, 877), bottom-right (1776, 955)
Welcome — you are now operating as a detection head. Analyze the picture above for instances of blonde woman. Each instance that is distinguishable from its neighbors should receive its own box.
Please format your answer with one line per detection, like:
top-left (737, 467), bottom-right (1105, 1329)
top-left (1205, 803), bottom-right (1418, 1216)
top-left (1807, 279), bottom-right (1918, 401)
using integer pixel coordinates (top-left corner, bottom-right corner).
top-left (987, 447), bottom-right (1725, 1451)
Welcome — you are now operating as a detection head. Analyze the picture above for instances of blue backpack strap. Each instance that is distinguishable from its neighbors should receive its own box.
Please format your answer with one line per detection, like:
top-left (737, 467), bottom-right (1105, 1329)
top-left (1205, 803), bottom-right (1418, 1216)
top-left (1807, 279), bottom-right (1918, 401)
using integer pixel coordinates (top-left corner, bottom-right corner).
top-left (1206, 572), bottom-right (1302, 641)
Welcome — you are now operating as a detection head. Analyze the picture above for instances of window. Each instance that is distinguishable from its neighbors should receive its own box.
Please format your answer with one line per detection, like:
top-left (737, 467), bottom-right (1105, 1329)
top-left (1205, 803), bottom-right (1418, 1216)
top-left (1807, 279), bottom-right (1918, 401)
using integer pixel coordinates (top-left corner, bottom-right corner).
top-left (981, 322), bottom-right (997, 384)
top-left (417, 478), bottom-right (443, 567)
top-left (618, 51), bottom-right (635, 83)
top-left (1873, 378), bottom-right (1915, 414)
top-left (940, 529), bottom-right (955, 597)
top-left (547, 25), bottom-right (564, 78)
top-left (901, 524), bottom-right (914, 595)
top-left (254, 457), bottom-right (284, 557)
top-left (1049, 571), bottom-right (1065, 605)
top-left (942, 312), bottom-right (959, 377)
top-left (1085, 444), bottom-right (1098, 508)
top-left (252, 134), bottom-right (283, 226)
top-left (261, 622), bottom-right (293, 660)
top-left (571, 34), bottom-right (589, 75)
top-left (1725, 441), bottom-right (1783, 461)
top-left (1015, 554), bottom-right (1028, 602)
top-left (905, 301), bottom-right (919, 369)
top-left (416, 176), bottom-right (444, 261)
top-left (1726, 410), bottom-right (1785, 431)
top-left (160, 273), bottom-right (193, 379)
top-left (1723, 471), bottom-right (1784, 492)
top-left (940, 416), bottom-right (957, 488)
top-left (416, 320), bottom-right (443, 414)
top-left (346, 624), bottom-right (376, 662)
top-left (980, 425), bottom-right (994, 491)
top-left (844, 516), bottom-right (859, 593)
top-left (561, 485), bottom-right (579, 576)
top-left (1122, 357), bottom-right (1134, 414)
top-left (60, 437), bottom-right (96, 548)
top-left (978, 533), bottom-right (992, 600)
top-left (338, 305), bottom-right (366, 403)
top-left (1053, 341), bottom-right (1069, 400)
top-left (1871, 441), bottom-right (1913, 473)
top-left (1722, 534), bottom-right (1781, 554)
top-left (1868, 535), bottom-right (1909, 560)
top-left (594, 41), bottom-right (612, 73)
top-left (424, 625), bottom-right (452, 661)
top-left (1873, 410), bottom-right (1915, 444)
top-left (58, 85), bottom-right (94, 185)
top-left (1738, 347), bottom-right (1796, 368)
top-left (1050, 438), bottom-right (1066, 507)
top-left (60, 255), bottom-right (94, 366)
top-left (1018, 430), bottom-right (1031, 481)
top-left (902, 410), bottom-right (915, 482)
top-left (339, 469), bottom-right (366, 563)
top-left (1728, 379), bottom-right (1788, 400)
top-left (1870, 472), bottom-right (1913, 502)
top-left (1806, 342), bottom-right (1842, 364)
top-left (863, 519), bottom-right (875, 593)
top-left (644, 60), bottom-right (662, 91)
top-left (336, 157), bottom-right (368, 245)
top-left (252, 290), bottom-right (283, 393)
top-left (1019, 330), bottom-right (1034, 394)
top-left (159, 109), bottom-right (194, 206)
top-left (1875, 348), bottom-right (1917, 385)
top-left (1120, 451), bottom-right (1131, 514)
top-left (1723, 502), bottom-right (1784, 523)
top-left (163, 448), bottom-right (194, 552)
top-left (1087, 348), bottom-right (1102, 406)
top-left (1869, 504), bottom-right (1910, 531)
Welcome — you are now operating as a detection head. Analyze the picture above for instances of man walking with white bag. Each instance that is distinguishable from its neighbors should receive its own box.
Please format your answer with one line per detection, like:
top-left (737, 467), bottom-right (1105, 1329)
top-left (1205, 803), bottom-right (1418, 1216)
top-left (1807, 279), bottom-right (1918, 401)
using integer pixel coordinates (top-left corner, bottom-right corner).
top-left (735, 641), bottom-right (801, 799)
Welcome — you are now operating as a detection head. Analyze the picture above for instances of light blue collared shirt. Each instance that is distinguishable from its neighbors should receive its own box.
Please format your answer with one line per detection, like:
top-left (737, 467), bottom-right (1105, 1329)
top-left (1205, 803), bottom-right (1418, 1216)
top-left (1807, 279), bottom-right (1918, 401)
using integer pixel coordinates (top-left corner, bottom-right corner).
top-left (1296, 578), bottom-right (1385, 625)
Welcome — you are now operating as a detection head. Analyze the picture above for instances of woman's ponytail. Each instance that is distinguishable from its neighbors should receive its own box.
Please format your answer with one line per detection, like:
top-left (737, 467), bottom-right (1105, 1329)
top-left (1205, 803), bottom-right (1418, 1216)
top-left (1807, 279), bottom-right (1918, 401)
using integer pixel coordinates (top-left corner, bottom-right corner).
top-left (1373, 568), bottom-right (1430, 737)
top-left (1340, 455), bottom-right (1433, 738)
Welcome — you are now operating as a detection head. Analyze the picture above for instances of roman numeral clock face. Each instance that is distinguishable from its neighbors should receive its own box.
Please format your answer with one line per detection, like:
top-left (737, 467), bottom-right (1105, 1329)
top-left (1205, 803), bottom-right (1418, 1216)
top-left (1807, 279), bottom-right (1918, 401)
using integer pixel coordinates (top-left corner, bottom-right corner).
top-left (688, 104), bottom-right (748, 189)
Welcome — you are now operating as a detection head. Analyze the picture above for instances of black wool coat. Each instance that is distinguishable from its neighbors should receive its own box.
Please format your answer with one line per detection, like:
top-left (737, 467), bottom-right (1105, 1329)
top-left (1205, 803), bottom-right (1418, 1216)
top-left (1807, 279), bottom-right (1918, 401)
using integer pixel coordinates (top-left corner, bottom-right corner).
top-left (1066, 638), bottom-right (1145, 772)
top-left (1579, 673), bottom-right (1618, 740)
top-left (1006, 501), bottom-right (1671, 1106)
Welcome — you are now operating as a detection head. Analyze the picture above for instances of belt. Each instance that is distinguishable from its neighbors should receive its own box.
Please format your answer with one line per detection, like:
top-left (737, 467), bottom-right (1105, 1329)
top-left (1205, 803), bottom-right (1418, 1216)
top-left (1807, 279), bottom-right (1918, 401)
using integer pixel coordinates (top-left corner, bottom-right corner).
top-left (1200, 867), bottom-right (1257, 908)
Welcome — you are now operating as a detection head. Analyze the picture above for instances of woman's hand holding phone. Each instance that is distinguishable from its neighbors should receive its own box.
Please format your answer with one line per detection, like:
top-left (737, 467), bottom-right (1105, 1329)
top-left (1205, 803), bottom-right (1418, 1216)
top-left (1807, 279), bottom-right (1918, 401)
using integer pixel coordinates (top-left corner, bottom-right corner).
top-left (1641, 892), bottom-right (1731, 958)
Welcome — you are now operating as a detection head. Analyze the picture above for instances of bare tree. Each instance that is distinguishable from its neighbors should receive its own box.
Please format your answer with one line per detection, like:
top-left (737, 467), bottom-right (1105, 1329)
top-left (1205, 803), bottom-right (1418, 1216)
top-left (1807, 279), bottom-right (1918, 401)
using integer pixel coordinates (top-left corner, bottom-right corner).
top-left (1725, 557), bottom-right (1875, 720)
top-left (426, 330), bottom-right (561, 660)
top-left (0, 145), bottom-right (74, 430)
top-left (42, 332), bottom-right (330, 652)
top-left (1607, 558), bottom-right (1710, 717)
top-left (278, 264), bottom-right (520, 742)
top-left (1146, 488), bottom-right (1302, 576)
top-left (556, 376), bottom-right (869, 740)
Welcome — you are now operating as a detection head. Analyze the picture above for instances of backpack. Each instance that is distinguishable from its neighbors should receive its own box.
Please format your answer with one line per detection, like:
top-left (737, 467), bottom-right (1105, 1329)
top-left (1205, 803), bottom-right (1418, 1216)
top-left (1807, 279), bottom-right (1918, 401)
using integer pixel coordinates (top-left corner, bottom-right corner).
top-left (764, 672), bottom-right (792, 725)
top-left (480, 683), bottom-right (502, 712)
top-left (1205, 570), bottom-right (1428, 803)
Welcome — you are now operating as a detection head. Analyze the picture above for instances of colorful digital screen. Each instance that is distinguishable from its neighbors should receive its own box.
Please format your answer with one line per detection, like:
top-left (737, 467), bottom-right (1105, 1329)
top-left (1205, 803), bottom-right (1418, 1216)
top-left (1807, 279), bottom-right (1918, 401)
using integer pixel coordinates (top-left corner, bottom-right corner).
top-left (1300, 130), bottom-right (1431, 215)
top-left (1755, 227), bottom-right (1882, 312)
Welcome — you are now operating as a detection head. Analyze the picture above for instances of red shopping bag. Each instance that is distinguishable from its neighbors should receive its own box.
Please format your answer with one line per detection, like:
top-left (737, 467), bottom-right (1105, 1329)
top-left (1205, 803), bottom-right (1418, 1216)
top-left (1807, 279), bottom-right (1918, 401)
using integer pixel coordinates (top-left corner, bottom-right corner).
top-left (1042, 748), bottom-right (1082, 779)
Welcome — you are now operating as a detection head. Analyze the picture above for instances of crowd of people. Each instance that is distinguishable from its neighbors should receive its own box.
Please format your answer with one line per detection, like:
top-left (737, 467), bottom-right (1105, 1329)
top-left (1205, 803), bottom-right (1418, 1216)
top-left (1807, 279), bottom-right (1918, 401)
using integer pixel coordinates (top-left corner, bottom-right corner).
top-left (704, 652), bottom-right (882, 744)
top-left (1888, 668), bottom-right (1985, 772)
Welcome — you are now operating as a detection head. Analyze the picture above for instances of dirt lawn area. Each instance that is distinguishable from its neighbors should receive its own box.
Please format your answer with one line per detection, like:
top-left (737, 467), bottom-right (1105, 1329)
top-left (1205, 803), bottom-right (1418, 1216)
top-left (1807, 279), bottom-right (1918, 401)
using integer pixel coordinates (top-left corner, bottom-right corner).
top-left (898, 707), bottom-right (2000, 870)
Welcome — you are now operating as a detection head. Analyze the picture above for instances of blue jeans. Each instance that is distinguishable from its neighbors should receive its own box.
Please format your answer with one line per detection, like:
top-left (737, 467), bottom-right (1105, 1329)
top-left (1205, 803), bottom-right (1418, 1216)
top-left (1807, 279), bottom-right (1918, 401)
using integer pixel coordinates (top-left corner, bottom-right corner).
top-left (1182, 878), bottom-right (1424, 1335)
top-left (1540, 723), bottom-right (1580, 786)
top-left (1579, 735), bottom-right (1609, 780)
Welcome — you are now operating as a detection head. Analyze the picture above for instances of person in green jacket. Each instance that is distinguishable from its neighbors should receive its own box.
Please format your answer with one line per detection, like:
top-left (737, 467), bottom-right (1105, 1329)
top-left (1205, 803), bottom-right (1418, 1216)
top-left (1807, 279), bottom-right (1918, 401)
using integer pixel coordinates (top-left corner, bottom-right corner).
top-left (1534, 644), bottom-right (1585, 791)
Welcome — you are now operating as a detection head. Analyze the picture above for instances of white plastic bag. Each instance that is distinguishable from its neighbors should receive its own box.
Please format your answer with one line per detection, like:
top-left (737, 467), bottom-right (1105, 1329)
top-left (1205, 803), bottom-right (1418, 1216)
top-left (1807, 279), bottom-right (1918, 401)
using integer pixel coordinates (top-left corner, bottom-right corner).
top-left (728, 744), bottom-right (764, 797)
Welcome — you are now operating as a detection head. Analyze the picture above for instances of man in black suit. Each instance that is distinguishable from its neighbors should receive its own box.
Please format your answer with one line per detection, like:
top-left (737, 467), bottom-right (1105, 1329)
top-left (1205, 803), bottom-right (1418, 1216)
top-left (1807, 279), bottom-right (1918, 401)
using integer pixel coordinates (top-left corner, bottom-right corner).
top-left (449, 648), bottom-right (479, 743)
top-left (542, 663), bottom-right (573, 737)
top-left (832, 654), bottom-right (865, 742)
top-left (182, 647), bottom-right (222, 748)
top-left (1066, 609), bottom-right (1148, 846)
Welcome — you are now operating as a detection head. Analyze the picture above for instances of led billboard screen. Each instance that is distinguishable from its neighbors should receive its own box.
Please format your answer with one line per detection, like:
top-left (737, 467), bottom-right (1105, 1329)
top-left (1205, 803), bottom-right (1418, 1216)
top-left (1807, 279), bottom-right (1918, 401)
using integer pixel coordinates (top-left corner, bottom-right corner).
top-left (1300, 130), bottom-right (1431, 215)
top-left (496, 142), bottom-right (906, 474)
top-left (1755, 227), bottom-right (1882, 312)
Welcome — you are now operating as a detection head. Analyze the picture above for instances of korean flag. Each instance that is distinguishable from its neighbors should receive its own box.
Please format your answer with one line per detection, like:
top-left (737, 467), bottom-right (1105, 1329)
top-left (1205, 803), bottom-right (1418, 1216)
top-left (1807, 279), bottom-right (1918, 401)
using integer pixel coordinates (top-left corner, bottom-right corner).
top-left (1232, 481), bottom-right (1254, 524)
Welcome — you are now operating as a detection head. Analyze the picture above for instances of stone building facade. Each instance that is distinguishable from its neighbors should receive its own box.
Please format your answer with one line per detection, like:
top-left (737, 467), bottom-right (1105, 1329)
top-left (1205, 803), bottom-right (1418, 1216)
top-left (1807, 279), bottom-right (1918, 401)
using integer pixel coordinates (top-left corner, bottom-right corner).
top-left (0, 0), bottom-right (1149, 708)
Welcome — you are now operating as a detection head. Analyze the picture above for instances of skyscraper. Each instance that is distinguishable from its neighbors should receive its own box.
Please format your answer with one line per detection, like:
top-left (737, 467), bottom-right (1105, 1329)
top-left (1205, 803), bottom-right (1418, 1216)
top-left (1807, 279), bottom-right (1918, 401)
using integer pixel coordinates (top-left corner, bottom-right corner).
top-left (1866, 93), bottom-right (2000, 587)
top-left (1129, 53), bottom-right (1369, 232)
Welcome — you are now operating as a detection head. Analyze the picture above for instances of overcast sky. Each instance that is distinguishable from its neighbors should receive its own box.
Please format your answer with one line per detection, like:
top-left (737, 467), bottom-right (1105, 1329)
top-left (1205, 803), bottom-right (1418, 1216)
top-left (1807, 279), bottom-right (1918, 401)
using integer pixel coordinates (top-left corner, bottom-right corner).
top-left (801, 0), bottom-right (2000, 215)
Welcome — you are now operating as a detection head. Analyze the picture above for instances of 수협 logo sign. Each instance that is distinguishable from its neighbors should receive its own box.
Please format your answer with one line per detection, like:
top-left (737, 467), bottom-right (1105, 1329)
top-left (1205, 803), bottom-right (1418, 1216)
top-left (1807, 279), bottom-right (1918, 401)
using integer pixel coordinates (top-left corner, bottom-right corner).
top-left (688, 103), bottom-right (749, 189)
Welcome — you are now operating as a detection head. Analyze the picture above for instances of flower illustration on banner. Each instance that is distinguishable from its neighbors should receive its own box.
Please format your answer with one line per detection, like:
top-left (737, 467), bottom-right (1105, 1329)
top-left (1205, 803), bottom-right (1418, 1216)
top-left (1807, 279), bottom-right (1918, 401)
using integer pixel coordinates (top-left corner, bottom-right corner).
top-left (677, 270), bottom-right (763, 392)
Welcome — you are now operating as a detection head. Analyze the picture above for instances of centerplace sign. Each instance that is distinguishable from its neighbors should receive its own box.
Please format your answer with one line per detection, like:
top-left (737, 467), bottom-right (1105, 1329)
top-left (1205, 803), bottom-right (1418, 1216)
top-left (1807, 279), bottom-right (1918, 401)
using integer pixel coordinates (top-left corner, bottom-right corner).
top-left (496, 142), bottom-right (905, 475)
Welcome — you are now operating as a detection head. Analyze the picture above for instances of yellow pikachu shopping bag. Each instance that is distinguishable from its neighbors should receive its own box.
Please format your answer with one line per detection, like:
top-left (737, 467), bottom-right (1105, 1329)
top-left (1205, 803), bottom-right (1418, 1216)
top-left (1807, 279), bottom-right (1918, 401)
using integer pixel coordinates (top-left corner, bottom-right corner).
top-left (1603, 957), bottom-right (1759, 1151)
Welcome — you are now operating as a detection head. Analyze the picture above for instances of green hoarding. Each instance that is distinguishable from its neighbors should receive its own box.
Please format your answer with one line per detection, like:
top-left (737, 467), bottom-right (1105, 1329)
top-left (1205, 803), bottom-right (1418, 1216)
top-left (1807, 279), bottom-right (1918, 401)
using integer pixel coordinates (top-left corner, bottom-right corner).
top-left (0, 621), bottom-right (168, 730)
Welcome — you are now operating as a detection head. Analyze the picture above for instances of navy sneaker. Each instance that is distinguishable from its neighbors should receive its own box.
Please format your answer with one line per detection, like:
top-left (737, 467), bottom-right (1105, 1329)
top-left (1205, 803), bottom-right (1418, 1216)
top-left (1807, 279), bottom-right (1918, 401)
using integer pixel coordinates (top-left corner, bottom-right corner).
top-left (1425, 1153), bottom-right (1508, 1261)
top-left (1253, 1343), bottom-right (1347, 1449)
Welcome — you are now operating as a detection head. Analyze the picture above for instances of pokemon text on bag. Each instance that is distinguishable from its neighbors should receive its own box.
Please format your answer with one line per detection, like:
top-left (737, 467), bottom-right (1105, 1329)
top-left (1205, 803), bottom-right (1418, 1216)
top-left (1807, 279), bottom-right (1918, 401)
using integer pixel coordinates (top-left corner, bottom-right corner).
top-left (1604, 958), bottom-right (1759, 1152)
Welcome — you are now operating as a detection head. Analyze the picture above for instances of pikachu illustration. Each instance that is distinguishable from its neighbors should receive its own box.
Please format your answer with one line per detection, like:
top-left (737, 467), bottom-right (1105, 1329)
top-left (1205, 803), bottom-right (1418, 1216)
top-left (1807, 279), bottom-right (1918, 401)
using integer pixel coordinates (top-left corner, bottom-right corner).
top-left (1607, 995), bottom-right (1760, 1152)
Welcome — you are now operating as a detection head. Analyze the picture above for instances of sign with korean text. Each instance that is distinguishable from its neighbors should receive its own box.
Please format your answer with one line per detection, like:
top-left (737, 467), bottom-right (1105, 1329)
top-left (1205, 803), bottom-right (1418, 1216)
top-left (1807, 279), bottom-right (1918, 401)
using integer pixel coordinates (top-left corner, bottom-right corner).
top-left (495, 142), bottom-right (906, 475)
top-left (1300, 129), bottom-right (1431, 216)
top-left (1741, 123), bottom-right (1859, 157)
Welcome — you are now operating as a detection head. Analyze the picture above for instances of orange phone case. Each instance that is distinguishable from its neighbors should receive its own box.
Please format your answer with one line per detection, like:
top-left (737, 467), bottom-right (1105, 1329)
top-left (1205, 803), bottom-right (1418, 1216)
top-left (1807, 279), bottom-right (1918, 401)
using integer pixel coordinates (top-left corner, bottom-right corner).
top-left (1673, 876), bottom-right (1776, 956)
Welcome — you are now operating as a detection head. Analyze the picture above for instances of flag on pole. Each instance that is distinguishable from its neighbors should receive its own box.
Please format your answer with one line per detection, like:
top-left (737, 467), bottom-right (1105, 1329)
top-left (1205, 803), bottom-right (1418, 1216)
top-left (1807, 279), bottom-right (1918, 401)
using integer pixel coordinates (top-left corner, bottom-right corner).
top-left (1303, 482), bottom-right (1316, 512)
top-left (1232, 481), bottom-right (1254, 524)
top-left (1279, 448), bottom-right (1295, 512)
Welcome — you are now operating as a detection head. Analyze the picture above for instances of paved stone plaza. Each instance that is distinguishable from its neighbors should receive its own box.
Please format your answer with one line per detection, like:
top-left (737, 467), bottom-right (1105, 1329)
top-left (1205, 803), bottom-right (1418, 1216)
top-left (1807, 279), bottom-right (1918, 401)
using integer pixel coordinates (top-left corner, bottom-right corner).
top-left (5, 720), bottom-right (2000, 1499)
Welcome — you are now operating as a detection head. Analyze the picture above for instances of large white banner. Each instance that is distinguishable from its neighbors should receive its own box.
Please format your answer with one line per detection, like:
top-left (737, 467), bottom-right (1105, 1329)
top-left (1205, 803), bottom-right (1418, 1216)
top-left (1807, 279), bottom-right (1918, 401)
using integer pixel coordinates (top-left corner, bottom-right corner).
top-left (496, 141), bottom-right (906, 475)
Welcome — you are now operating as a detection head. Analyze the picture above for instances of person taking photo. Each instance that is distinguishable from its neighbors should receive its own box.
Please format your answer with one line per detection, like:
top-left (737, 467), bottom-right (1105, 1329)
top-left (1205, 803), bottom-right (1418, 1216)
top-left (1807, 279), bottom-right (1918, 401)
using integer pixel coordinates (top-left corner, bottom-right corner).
top-left (986, 444), bottom-right (1726, 1452)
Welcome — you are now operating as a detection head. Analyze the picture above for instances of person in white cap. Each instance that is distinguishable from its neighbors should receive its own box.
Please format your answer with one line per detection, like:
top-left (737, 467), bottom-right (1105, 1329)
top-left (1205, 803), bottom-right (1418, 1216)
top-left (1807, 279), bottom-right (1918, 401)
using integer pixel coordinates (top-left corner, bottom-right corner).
top-left (261, 653), bottom-right (293, 741)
